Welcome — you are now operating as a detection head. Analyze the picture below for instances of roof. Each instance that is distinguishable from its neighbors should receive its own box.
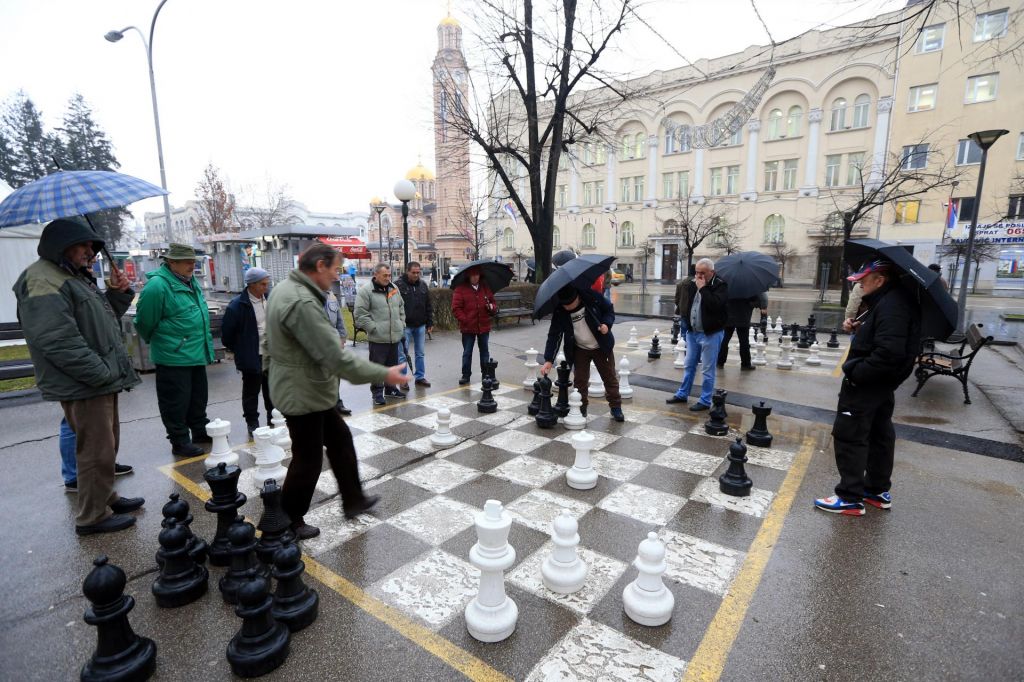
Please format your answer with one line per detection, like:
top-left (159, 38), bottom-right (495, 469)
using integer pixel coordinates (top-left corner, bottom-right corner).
top-left (405, 162), bottom-right (436, 181)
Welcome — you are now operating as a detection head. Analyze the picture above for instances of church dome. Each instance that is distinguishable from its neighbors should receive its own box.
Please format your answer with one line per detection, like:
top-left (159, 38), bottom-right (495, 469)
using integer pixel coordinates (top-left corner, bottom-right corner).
top-left (405, 162), bottom-right (436, 181)
top-left (439, 15), bottom-right (460, 27)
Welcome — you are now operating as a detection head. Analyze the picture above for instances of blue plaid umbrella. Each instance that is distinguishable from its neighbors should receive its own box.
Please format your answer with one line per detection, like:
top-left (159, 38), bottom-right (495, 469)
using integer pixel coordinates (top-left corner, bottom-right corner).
top-left (0, 170), bottom-right (167, 228)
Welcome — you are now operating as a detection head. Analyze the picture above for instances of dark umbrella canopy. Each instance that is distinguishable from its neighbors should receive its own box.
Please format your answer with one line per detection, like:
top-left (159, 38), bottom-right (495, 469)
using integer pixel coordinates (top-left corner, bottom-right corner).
top-left (845, 239), bottom-right (958, 340)
top-left (714, 251), bottom-right (779, 299)
top-left (449, 259), bottom-right (514, 293)
top-left (533, 254), bottom-right (616, 319)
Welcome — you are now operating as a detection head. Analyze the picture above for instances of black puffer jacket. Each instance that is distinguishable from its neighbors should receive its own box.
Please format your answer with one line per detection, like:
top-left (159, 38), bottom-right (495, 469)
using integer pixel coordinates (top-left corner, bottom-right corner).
top-left (681, 275), bottom-right (729, 334)
top-left (396, 275), bottom-right (433, 329)
top-left (841, 280), bottom-right (922, 390)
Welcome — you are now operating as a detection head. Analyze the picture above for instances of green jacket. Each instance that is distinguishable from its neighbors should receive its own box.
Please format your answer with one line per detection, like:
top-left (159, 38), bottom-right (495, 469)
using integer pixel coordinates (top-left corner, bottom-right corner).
top-left (133, 265), bottom-right (214, 366)
top-left (353, 280), bottom-right (405, 344)
top-left (13, 224), bottom-right (140, 402)
top-left (265, 270), bottom-right (388, 416)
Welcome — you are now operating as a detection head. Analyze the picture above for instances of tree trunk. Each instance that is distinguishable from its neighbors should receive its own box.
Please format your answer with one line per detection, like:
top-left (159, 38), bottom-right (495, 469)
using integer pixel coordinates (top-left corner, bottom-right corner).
top-left (839, 215), bottom-right (854, 307)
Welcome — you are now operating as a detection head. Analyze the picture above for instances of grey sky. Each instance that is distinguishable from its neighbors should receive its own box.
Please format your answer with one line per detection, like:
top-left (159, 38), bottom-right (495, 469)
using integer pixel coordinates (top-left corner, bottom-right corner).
top-left (0, 0), bottom-right (900, 225)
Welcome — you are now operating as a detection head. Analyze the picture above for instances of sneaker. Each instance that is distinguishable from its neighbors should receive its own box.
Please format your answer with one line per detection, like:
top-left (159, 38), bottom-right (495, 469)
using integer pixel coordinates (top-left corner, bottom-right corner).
top-left (65, 479), bottom-right (78, 493)
top-left (110, 497), bottom-right (145, 514)
top-left (459, 375), bottom-right (471, 385)
top-left (336, 401), bottom-right (353, 416)
top-left (291, 522), bottom-right (321, 540)
top-left (610, 407), bottom-right (625, 422)
top-left (863, 491), bottom-right (892, 509)
top-left (385, 388), bottom-right (406, 400)
top-left (372, 394), bottom-right (386, 406)
top-left (344, 494), bottom-right (381, 519)
top-left (740, 365), bottom-right (757, 371)
top-left (580, 405), bottom-right (587, 417)
top-left (114, 463), bottom-right (133, 476)
top-left (76, 513), bottom-right (136, 536)
top-left (172, 442), bottom-right (204, 458)
top-left (813, 495), bottom-right (865, 516)
top-left (400, 383), bottom-right (410, 392)
top-left (191, 433), bottom-right (213, 445)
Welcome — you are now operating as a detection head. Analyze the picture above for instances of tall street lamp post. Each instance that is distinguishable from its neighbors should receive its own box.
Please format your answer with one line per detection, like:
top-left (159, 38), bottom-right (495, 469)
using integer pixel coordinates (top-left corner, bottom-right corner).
top-left (394, 180), bottom-right (416, 269)
top-left (105, 0), bottom-right (174, 244)
top-left (954, 129), bottom-right (1008, 339)
top-left (371, 197), bottom-right (386, 265)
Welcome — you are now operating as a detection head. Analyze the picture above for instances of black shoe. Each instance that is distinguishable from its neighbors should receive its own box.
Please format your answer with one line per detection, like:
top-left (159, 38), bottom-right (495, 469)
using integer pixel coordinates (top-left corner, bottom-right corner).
top-left (65, 479), bottom-right (78, 493)
top-left (716, 364), bottom-right (725, 369)
top-left (666, 395), bottom-right (688, 404)
top-left (373, 394), bottom-right (386, 406)
top-left (110, 497), bottom-right (145, 514)
top-left (415, 379), bottom-right (432, 387)
top-left (76, 513), bottom-right (136, 536)
top-left (336, 401), bottom-right (353, 416)
top-left (172, 442), bottom-right (204, 458)
top-left (689, 402), bottom-right (710, 412)
top-left (191, 433), bottom-right (213, 445)
top-left (400, 383), bottom-right (410, 392)
top-left (114, 463), bottom-right (133, 476)
top-left (459, 375), bottom-right (470, 385)
top-left (740, 365), bottom-right (757, 371)
top-left (580, 405), bottom-right (587, 417)
top-left (385, 389), bottom-right (406, 400)
top-left (291, 522), bottom-right (321, 540)
top-left (610, 407), bottom-right (625, 422)
top-left (344, 494), bottom-right (380, 519)
top-left (247, 422), bottom-right (259, 440)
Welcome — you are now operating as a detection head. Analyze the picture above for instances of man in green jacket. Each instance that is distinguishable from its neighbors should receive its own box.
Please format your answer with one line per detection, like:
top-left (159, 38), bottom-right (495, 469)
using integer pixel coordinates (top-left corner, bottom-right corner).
top-left (13, 218), bottom-right (145, 536)
top-left (354, 263), bottom-right (406, 406)
top-left (133, 243), bottom-right (215, 457)
top-left (266, 243), bottom-right (407, 539)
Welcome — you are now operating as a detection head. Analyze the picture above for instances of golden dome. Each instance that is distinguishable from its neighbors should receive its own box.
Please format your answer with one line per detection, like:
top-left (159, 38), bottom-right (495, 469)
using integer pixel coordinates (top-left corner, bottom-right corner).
top-left (369, 196), bottom-right (383, 205)
top-left (440, 15), bottom-right (460, 27)
top-left (405, 162), bottom-right (435, 181)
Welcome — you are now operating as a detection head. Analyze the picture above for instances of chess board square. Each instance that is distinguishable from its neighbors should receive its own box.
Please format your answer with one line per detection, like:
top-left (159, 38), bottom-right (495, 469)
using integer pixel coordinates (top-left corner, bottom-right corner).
top-left (383, 402), bottom-right (436, 420)
top-left (688, 424), bottom-right (743, 441)
top-left (369, 548), bottom-right (478, 628)
top-left (489, 454), bottom-right (567, 487)
top-left (509, 543), bottom-right (628, 615)
top-left (588, 451), bottom-right (648, 482)
top-left (660, 528), bottom-right (745, 596)
top-left (407, 411), bottom-right (474, 430)
top-left (576, 508), bottom-right (658, 564)
top-left (663, 500), bottom-right (761, 553)
top-left (481, 429), bottom-right (550, 455)
top-left (451, 418), bottom-right (503, 440)
top-left (398, 459), bottom-right (482, 494)
top-left (654, 447), bottom-right (723, 476)
top-left (468, 383), bottom-right (520, 396)
top-left (745, 446), bottom-right (796, 471)
top-left (360, 447), bottom-right (430, 474)
top-left (402, 433), bottom-right (474, 455)
top-left (417, 395), bottom-right (469, 411)
top-left (315, 463), bottom-right (381, 496)
top-left (373, 422), bottom-right (434, 445)
top-left (343, 413), bottom-right (404, 433)
top-left (504, 415), bottom-right (538, 429)
top-left (542, 473), bottom-right (624, 507)
top-left (353, 432), bottom-right (401, 459)
top-left (475, 410), bottom-right (524, 427)
top-left (621, 409), bottom-right (659, 424)
top-left (299, 499), bottom-right (381, 556)
top-left (621, 424), bottom-right (685, 447)
top-left (444, 473), bottom-right (533, 509)
top-left (313, 523), bottom-right (430, 588)
top-left (644, 413), bottom-right (698, 431)
top-left (386, 496), bottom-right (479, 545)
top-left (554, 429), bottom-right (620, 450)
top-left (524, 439), bottom-right (577, 467)
top-left (629, 464), bottom-right (703, 499)
top-left (493, 395), bottom-right (528, 410)
top-left (525, 618), bottom-right (686, 682)
top-left (596, 482), bottom-right (686, 525)
top-left (441, 520), bottom-right (548, 573)
top-left (712, 459), bottom-right (787, 494)
top-left (600, 437), bottom-right (668, 463)
top-left (506, 489), bottom-right (592, 533)
top-left (690, 478), bottom-right (775, 517)
top-left (445, 444), bottom-right (522, 472)
top-left (353, 476), bottom-right (436, 520)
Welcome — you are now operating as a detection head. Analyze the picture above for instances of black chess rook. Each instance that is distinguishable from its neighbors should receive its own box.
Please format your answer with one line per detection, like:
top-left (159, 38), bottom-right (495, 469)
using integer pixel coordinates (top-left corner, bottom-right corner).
top-left (226, 577), bottom-right (290, 678)
top-left (152, 524), bottom-right (209, 608)
top-left (272, 544), bottom-right (320, 632)
top-left (535, 374), bottom-right (558, 428)
top-left (705, 389), bottom-right (729, 436)
top-left (553, 360), bottom-right (572, 418)
top-left (487, 358), bottom-right (500, 389)
top-left (220, 517), bottom-right (270, 605)
top-left (745, 401), bottom-right (773, 448)
top-left (204, 463), bottom-right (246, 567)
top-left (256, 480), bottom-right (295, 567)
top-left (719, 438), bottom-right (753, 497)
top-left (157, 493), bottom-right (207, 567)
top-left (81, 555), bottom-right (157, 682)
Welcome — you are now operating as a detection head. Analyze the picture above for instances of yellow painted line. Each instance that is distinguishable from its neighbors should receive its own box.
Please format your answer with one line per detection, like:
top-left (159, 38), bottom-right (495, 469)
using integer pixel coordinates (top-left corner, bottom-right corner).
top-left (159, 463), bottom-right (211, 500)
top-left (831, 346), bottom-right (850, 377)
top-left (682, 435), bottom-right (817, 682)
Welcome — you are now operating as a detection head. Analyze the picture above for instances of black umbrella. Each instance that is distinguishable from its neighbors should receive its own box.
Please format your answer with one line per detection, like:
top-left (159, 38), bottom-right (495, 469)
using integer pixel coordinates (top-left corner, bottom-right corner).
top-left (714, 251), bottom-right (779, 299)
top-left (533, 254), bottom-right (616, 319)
top-left (449, 259), bottom-right (514, 293)
top-left (845, 239), bottom-right (958, 341)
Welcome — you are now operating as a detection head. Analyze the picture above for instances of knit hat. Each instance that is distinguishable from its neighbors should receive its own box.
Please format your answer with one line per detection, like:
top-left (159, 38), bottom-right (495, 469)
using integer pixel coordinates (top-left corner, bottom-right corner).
top-left (244, 267), bottom-right (270, 285)
top-left (557, 285), bottom-right (578, 305)
top-left (162, 243), bottom-right (196, 260)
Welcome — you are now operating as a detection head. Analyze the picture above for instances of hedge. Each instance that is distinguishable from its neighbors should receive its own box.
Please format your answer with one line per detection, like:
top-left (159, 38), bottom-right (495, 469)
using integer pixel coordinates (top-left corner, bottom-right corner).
top-left (429, 282), bottom-right (540, 331)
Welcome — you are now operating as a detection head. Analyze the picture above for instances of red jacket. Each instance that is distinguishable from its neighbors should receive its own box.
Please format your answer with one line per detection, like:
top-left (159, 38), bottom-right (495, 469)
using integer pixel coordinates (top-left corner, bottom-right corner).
top-left (452, 282), bottom-right (495, 334)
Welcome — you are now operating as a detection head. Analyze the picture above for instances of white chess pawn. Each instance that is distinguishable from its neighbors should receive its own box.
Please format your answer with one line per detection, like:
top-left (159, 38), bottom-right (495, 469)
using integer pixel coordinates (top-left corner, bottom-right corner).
top-left (673, 341), bottom-right (686, 368)
top-left (431, 407), bottom-right (460, 446)
top-left (752, 342), bottom-right (767, 366)
top-left (269, 410), bottom-right (291, 458)
top-left (204, 418), bottom-right (237, 469)
top-left (541, 511), bottom-right (588, 594)
top-left (465, 500), bottom-right (518, 643)
top-left (748, 328), bottom-right (756, 347)
top-left (587, 360), bottom-right (604, 398)
top-left (251, 427), bottom-right (288, 487)
top-left (626, 326), bottom-right (639, 348)
top-left (776, 337), bottom-right (793, 369)
top-left (805, 341), bottom-right (822, 366)
top-left (523, 348), bottom-right (540, 389)
top-left (773, 315), bottom-right (782, 333)
top-left (271, 408), bottom-right (286, 430)
top-left (566, 430), bottom-right (598, 489)
top-left (623, 532), bottom-right (674, 626)
top-left (563, 389), bottom-right (586, 430)
top-left (618, 356), bottom-right (633, 398)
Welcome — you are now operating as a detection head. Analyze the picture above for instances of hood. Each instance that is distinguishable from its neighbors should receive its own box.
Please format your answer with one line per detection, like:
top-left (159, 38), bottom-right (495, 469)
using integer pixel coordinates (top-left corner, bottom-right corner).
top-left (37, 218), bottom-right (105, 264)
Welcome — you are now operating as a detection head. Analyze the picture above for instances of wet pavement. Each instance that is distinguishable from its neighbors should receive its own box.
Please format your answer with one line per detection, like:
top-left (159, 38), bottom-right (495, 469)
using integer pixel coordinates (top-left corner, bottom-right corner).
top-left (0, 320), bottom-right (1020, 681)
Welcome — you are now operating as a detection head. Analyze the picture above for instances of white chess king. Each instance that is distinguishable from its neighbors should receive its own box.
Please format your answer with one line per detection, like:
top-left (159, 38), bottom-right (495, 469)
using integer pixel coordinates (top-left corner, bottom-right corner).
top-left (465, 500), bottom-right (518, 642)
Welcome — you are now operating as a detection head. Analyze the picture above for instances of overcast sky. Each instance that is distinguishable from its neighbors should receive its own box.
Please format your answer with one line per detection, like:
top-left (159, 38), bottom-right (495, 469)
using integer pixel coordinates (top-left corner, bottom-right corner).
top-left (0, 0), bottom-right (901, 225)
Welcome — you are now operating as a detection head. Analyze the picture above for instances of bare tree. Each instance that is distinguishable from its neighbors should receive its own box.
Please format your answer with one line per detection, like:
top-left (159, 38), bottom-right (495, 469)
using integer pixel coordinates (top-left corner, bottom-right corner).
top-left (657, 194), bottom-right (738, 275)
top-left (192, 163), bottom-right (236, 236)
top-left (767, 239), bottom-right (798, 286)
top-left (243, 178), bottom-right (299, 228)
top-left (938, 240), bottom-right (1001, 294)
top-left (452, 192), bottom-right (500, 260)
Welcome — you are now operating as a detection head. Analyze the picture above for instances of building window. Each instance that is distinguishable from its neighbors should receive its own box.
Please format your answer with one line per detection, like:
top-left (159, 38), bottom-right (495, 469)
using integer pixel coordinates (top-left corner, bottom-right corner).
top-left (677, 171), bottom-right (689, 198)
top-left (678, 130), bottom-right (691, 153)
top-left (894, 200), bottom-right (921, 224)
top-left (908, 84), bottom-right (937, 112)
top-left (503, 228), bottom-right (514, 249)
top-left (1018, 133), bottom-right (1024, 160)
top-left (764, 214), bottom-right (785, 243)
top-left (846, 153), bottom-right (865, 186)
top-left (620, 178), bottom-right (630, 203)
top-left (974, 9), bottom-right (1008, 41)
top-left (766, 109), bottom-right (783, 140)
top-left (901, 144), bottom-right (929, 170)
top-left (852, 95), bottom-right (870, 128)
top-left (917, 23), bottom-right (945, 52)
top-left (664, 127), bottom-right (676, 154)
top-left (956, 138), bottom-right (983, 165)
top-left (557, 185), bottom-right (567, 208)
top-left (582, 223), bottom-right (596, 248)
top-left (583, 143), bottom-right (593, 165)
top-left (662, 172), bottom-right (675, 199)
top-left (726, 166), bottom-right (740, 195)
top-left (621, 135), bottom-right (633, 159)
top-left (583, 182), bottom-right (593, 206)
top-left (634, 176), bottom-right (645, 202)
top-left (825, 211), bottom-right (845, 234)
top-left (783, 159), bottom-right (799, 190)
top-left (786, 106), bottom-right (803, 137)
top-left (1007, 195), bottom-right (1024, 220)
top-left (965, 73), bottom-right (998, 103)
top-left (595, 181), bottom-right (604, 205)
top-left (596, 145), bottom-right (606, 164)
top-left (727, 127), bottom-right (741, 146)
top-left (825, 155), bottom-right (842, 187)
top-left (830, 98), bottom-right (847, 131)
top-left (954, 196), bottom-right (977, 222)
top-left (764, 161), bottom-right (779, 192)
top-left (710, 167), bottom-right (723, 196)
top-left (635, 134), bottom-right (645, 159)
top-left (619, 221), bottom-right (635, 247)
top-left (552, 226), bottom-right (560, 248)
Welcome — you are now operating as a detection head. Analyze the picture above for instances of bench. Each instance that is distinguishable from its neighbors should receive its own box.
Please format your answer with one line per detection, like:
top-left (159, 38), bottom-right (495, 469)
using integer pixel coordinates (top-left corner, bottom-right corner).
top-left (494, 291), bottom-right (534, 328)
top-left (911, 323), bottom-right (993, 404)
top-left (0, 359), bottom-right (34, 381)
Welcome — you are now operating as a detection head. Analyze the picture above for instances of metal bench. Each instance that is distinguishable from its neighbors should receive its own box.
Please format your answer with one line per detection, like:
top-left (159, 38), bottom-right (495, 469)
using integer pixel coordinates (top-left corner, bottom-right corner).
top-left (911, 323), bottom-right (993, 405)
top-left (494, 291), bottom-right (533, 328)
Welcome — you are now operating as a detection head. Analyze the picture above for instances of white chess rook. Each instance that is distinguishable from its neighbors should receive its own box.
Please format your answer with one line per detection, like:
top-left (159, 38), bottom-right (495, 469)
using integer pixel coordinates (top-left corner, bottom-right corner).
top-left (563, 389), bottom-right (587, 430)
top-left (204, 418), bottom-right (237, 469)
top-left (541, 511), bottom-right (588, 594)
top-left (806, 341), bottom-right (822, 366)
top-left (251, 427), bottom-right (288, 487)
top-left (566, 430), bottom-right (598, 489)
top-left (430, 407), bottom-right (460, 446)
top-left (465, 500), bottom-right (518, 643)
top-left (523, 348), bottom-right (540, 389)
top-left (622, 532), bottom-right (675, 626)
top-left (618, 356), bottom-right (634, 399)
top-left (626, 326), bottom-right (639, 348)
top-left (587, 360), bottom-right (604, 398)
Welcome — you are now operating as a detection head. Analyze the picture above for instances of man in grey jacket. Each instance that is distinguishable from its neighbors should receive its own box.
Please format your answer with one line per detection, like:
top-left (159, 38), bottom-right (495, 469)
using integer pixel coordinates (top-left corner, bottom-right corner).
top-left (323, 273), bottom-right (352, 415)
top-left (354, 263), bottom-right (406, 405)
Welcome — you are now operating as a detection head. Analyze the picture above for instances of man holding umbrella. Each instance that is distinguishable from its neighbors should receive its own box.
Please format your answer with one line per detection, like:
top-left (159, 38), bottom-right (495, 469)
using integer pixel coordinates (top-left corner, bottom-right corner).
top-left (452, 262), bottom-right (508, 385)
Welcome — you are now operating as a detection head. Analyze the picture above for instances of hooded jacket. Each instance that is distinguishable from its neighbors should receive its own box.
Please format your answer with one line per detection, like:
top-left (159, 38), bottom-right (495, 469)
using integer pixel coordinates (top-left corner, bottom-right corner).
top-left (133, 264), bottom-right (215, 366)
top-left (841, 280), bottom-right (922, 390)
top-left (395, 274), bottom-right (433, 329)
top-left (221, 290), bottom-right (265, 374)
top-left (353, 279), bottom-right (405, 344)
top-left (452, 281), bottom-right (495, 335)
top-left (12, 218), bottom-right (140, 401)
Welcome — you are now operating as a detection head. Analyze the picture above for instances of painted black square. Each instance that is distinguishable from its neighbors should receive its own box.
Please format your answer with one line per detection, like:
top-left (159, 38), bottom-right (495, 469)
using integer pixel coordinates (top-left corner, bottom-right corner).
top-left (629, 464), bottom-right (703, 499)
top-left (374, 422), bottom-right (434, 445)
top-left (446, 474), bottom-right (533, 509)
top-left (663, 500), bottom-right (761, 553)
top-left (601, 437), bottom-right (667, 462)
top-left (362, 447), bottom-right (432, 475)
top-left (447, 445), bottom-right (522, 472)
top-left (576, 508), bottom-right (659, 564)
top-left (315, 523), bottom-right (430, 588)
top-left (353, 476), bottom-right (435, 520)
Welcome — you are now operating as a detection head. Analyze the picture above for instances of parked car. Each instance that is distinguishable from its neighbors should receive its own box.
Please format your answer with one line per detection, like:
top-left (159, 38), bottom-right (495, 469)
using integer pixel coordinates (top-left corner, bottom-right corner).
top-left (610, 270), bottom-right (626, 286)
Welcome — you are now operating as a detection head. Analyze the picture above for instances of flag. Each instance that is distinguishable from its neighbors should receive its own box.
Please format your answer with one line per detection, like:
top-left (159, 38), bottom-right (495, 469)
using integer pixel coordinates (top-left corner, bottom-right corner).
top-left (608, 215), bottom-right (618, 233)
top-left (945, 199), bottom-right (959, 231)
top-left (503, 201), bottom-right (517, 228)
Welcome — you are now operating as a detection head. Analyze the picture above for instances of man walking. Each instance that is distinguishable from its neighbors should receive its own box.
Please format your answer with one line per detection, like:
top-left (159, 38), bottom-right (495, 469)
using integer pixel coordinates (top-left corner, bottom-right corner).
top-left (718, 292), bottom-right (768, 371)
top-left (323, 272), bottom-right (352, 415)
top-left (14, 218), bottom-right (144, 535)
top-left (395, 261), bottom-right (433, 390)
top-left (452, 266), bottom-right (496, 385)
top-left (815, 260), bottom-right (921, 516)
top-left (221, 267), bottom-right (274, 438)
top-left (666, 258), bottom-right (729, 411)
top-left (266, 244), bottom-right (407, 538)
top-left (354, 263), bottom-right (406, 406)
top-left (134, 243), bottom-right (215, 457)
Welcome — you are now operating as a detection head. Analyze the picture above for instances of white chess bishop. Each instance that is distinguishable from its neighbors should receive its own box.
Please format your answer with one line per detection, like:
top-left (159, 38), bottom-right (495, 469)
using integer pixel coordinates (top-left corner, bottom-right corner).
top-left (566, 430), bottom-right (597, 489)
top-left (622, 532), bottom-right (674, 626)
top-left (541, 511), bottom-right (588, 594)
top-left (563, 389), bottom-right (586, 430)
top-left (626, 326), bottom-right (639, 348)
top-left (204, 418), bottom-right (237, 469)
top-left (465, 500), bottom-right (518, 643)
top-left (430, 407), bottom-right (460, 446)
top-left (587, 360), bottom-right (604, 398)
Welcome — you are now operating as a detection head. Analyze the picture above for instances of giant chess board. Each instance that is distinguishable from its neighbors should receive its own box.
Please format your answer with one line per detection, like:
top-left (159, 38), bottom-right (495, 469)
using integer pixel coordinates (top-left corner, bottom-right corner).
top-left (173, 382), bottom-right (811, 680)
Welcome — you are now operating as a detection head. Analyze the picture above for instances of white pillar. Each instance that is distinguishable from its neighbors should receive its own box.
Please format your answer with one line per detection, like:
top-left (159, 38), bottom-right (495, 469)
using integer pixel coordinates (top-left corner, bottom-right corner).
top-left (604, 144), bottom-right (616, 211)
top-left (568, 163), bottom-right (580, 213)
top-left (691, 147), bottom-right (706, 204)
top-left (654, 244), bottom-right (663, 279)
top-left (867, 96), bottom-right (894, 189)
top-left (800, 108), bottom-right (822, 198)
top-left (644, 135), bottom-right (658, 208)
top-left (741, 120), bottom-right (760, 202)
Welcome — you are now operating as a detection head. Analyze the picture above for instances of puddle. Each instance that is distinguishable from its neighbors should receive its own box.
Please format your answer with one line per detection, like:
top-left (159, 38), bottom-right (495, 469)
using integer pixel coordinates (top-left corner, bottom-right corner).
top-left (899, 415), bottom-right (951, 425)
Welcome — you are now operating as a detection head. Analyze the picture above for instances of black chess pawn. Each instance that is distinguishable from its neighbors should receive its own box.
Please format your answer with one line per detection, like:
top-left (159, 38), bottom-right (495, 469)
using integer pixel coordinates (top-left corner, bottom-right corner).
top-left (226, 577), bottom-right (290, 678)
top-left (745, 401), bottom-right (773, 448)
top-left (256, 480), bottom-right (295, 567)
top-left (704, 388), bottom-right (729, 436)
top-left (719, 438), bottom-right (753, 497)
top-left (157, 493), bottom-right (208, 567)
top-left (553, 360), bottom-right (572, 418)
top-left (827, 328), bottom-right (840, 349)
top-left (204, 463), bottom-right (246, 567)
top-left (272, 543), bottom-right (320, 632)
top-left (477, 373), bottom-right (498, 414)
top-left (81, 555), bottom-right (157, 682)
top-left (648, 333), bottom-right (661, 359)
top-left (152, 523), bottom-right (209, 608)
top-left (527, 377), bottom-right (542, 416)
top-left (220, 517), bottom-right (269, 605)
top-left (535, 374), bottom-right (558, 428)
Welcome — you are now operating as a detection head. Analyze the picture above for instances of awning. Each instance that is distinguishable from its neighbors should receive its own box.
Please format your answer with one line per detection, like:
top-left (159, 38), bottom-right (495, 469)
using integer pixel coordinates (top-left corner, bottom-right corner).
top-left (319, 236), bottom-right (372, 259)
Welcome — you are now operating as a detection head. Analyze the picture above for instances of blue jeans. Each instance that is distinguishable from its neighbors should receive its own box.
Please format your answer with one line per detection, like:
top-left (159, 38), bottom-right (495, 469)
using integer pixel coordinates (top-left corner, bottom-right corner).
top-left (397, 325), bottom-right (427, 380)
top-left (59, 417), bottom-right (77, 484)
top-left (461, 332), bottom-right (490, 378)
top-left (674, 329), bottom-right (724, 406)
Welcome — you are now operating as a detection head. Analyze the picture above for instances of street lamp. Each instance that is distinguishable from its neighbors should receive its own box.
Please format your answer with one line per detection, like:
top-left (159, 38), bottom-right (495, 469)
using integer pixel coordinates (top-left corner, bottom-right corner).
top-left (954, 128), bottom-right (1008, 339)
top-left (105, 0), bottom-right (174, 245)
top-left (371, 197), bottom-right (386, 264)
top-left (394, 179), bottom-right (416, 269)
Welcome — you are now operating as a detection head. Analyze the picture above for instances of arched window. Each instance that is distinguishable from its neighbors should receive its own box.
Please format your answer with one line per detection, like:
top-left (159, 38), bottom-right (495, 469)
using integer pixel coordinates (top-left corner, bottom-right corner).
top-left (595, 145), bottom-right (606, 164)
top-left (852, 94), bottom-right (870, 128)
top-left (621, 136), bottom-right (632, 159)
top-left (634, 133), bottom-right (645, 159)
top-left (764, 214), bottom-right (785, 243)
top-left (503, 228), bottom-right (514, 249)
top-left (664, 127), bottom-right (676, 154)
top-left (825, 211), bottom-right (844, 235)
top-left (830, 98), bottom-right (847, 131)
top-left (619, 221), bottom-right (635, 247)
top-left (786, 106), bottom-right (803, 137)
top-left (663, 219), bottom-right (679, 235)
top-left (582, 223), bottom-right (596, 248)
top-left (552, 226), bottom-right (561, 248)
top-left (766, 109), bottom-right (783, 140)
top-left (382, 214), bottom-right (392, 229)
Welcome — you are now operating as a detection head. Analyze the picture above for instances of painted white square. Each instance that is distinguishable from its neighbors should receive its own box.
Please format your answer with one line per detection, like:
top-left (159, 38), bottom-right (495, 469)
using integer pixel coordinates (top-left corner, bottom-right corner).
top-left (589, 451), bottom-right (648, 482)
top-left (622, 409), bottom-right (659, 425)
top-left (343, 413), bottom-right (405, 433)
top-left (416, 395), bottom-right (468, 411)
top-left (408, 411), bottom-right (474, 430)
top-left (745, 446), bottom-right (795, 471)
top-left (506, 490), bottom-right (592, 533)
top-left (370, 548), bottom-right (479, 628)
top-left (481, 429), bottom-right (550, 455)
top-left (398, 459), bottom-right (482, 494)
top-left (508, 543), bottom-right (627, 615)
top-left (299, 499), bottom-right (380, 556)
top-left (352, 432), bottom-right (401, 459)
top-left (431, 439), bottom-right (477, 459)
top-left (494, 395), bottom-right (528, 410)
top-left (404, 434), bottom-right (468, 455)
top-left (660, 528), bottom-right (745, 596)
top-left (690, 478), bottom-right (775, 517)
top-left (488, 454), bottom-right (567, 487)
top-left (314, 463), bottom-right (380, 496)
top-left (386, 496), bottom-right (479, 545)
top-left (654, 447), bottom-right (723, 476)
top-left (555, 429), bottom-right (620, 450)
top-left (597, 482), bottom-right (686, 525)
top-left (622, 424), bottom-right (684, 447)
top-left (506, 415), bottom-right (539, 430)
top-left (475, 410), bottom-right (523, 427)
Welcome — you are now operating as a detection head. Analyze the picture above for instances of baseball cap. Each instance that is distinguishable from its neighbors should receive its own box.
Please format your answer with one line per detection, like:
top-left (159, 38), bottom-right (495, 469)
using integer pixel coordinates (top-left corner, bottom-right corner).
top-left (847, 259), bottom-right (892, 282)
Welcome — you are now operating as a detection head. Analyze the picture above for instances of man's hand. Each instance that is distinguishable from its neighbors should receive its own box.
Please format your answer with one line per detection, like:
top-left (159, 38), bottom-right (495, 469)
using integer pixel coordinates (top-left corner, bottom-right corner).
top-left (695, 273), bottom-right (707, 290)
top-left (760, 308), bottom-right (768, 317)
top-left (339, 338), bottom-right (346, 348)
top-left (597, 324), bottom-right (609, 335)
top-left (541, 361), bottom-right (553, 376)
top-left (109, 268), bottom-right (130, 292)
top-left (427, 326), bottom-right (434, 334)
top-left (385, 363), bottom-right (409, 385)
top-left (842, 318), bottom-right (859, 333)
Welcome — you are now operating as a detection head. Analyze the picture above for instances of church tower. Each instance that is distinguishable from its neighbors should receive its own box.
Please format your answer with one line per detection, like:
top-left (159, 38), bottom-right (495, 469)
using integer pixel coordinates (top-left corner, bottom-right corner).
top-left (432, 12), bottom-right (472, 261)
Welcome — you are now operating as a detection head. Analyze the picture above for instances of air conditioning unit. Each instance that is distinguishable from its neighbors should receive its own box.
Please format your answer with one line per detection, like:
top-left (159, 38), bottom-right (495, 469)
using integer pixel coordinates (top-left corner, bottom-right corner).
top-left (272, 237), bottom-right (283, 250)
